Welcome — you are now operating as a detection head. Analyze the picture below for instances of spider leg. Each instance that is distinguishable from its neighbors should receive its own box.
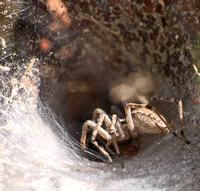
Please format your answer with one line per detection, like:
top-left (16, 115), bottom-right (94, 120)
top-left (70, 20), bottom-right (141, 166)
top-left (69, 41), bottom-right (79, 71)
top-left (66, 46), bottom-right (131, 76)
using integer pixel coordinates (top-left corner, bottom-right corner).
top-left (153, 96), bottom-right (190, 144)
top-left (91, 114), bottom-right (114, 162)
top-left (155, 122), bottom-right (165, 133)
top-left (80, 120), bottom-right (112, 149)
top-left (105, 114), bottom-right (120, 154)
top-left (81, 118), bottom-right (113, 162)
top-left (125, 102), bottom-right (172, 131)
top-left (106, 140), bottom-right (118, 155)
top-left (81, 110), bottom-right (123, 161)
top-left (125, 103), bottom-right (148, 136)
top-left (125, 102), bottom-right (173, 135)
top-left (113, 140), bottom-right (120, 154)
top-left (145, 104), bottom-right (171, 132)
top-left (152, 96), bottom-right (184, 128)
top-left (116, 120), bottom-right (126, 140)
top-left (109, 115), bottom-right (121, 154)
top-left (92, 108), bottom-right (107, 122)
top-left (109, 114), bottom-right (118, 136)
top-left (106, 118), bottom-right (127, 155)
top-left (80, 120), bottom-right (94, 149)
top-left (95, 113), bottom-right (120, 156)
top-left (91, 138), bottom-right (113, 162)
top-left (89, 113), bottom-right (119, 161)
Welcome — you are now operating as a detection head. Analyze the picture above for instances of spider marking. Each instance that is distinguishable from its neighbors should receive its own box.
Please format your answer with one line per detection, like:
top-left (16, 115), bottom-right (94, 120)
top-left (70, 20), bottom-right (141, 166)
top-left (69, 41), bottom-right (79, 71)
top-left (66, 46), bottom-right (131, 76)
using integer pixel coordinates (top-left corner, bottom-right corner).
top-left (80, 96), bottom-right (190, 162)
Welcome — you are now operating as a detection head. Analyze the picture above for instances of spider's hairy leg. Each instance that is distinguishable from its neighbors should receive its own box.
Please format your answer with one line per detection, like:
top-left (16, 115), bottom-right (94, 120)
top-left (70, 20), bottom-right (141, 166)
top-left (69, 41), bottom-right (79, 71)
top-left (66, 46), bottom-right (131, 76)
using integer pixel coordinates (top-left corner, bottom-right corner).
top-left (81, 118), bottom-right (113, 162)
top-left (91, 114), bottom-right (114, 162)
top-left (152, 96), bottom-right (190, 144)
top-left (152, 96), bottom-right (183, 127)
top-left (97, 113), bottom-right (120, 155)
top-left (172, 132), bottom-right (190, 144)
top-left (116, 120), bottom-right (126, 140)
top-left (109, 115), bottom-right (120, 154)
top-left (110, 114), bottom-right (118, 136)
top-left (80, 120), bottom-right (95, 149)
top-left (80, 120), bottom-right (112, 149)
top-left (92, 108), bottom-right (107, 121)
top-left (113, 140), bottom-right (120, 154)
top-left (124, 103), bottom-right (147, 136)
top-left (106, 140), bottom-right (118, 155)
top-left (92, 139), bottom-right (113, 162)
top-left (145, 104), bottom-right (170, 132)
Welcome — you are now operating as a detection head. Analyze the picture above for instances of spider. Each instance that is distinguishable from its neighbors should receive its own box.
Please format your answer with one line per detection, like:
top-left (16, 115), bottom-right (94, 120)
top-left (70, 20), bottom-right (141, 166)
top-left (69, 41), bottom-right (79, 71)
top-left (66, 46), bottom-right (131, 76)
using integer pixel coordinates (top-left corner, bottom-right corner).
top-left (80, 96), bottom-right (190, 162)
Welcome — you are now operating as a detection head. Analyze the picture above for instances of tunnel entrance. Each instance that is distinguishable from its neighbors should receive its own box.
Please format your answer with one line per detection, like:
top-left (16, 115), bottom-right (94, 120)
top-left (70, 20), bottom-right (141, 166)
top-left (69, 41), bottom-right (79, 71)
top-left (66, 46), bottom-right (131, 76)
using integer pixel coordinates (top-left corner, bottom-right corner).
top-left (12, 0), bottom-right (200, 162)
top-left (1, 0), bottom-right (200, 190)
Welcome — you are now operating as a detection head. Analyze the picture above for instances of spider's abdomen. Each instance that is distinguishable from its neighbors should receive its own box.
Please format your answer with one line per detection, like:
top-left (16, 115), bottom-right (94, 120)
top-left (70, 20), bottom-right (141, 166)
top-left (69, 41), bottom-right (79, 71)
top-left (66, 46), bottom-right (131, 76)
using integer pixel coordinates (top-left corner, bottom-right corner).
top-left (132, 108), bottom-right (168, 134)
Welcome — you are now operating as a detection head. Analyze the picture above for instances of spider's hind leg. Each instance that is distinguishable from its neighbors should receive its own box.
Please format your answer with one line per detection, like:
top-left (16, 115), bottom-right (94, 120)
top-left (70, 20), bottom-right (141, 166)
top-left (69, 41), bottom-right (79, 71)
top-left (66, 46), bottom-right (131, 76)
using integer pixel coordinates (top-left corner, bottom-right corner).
top-left (152, 96), bottom-right (190, 144)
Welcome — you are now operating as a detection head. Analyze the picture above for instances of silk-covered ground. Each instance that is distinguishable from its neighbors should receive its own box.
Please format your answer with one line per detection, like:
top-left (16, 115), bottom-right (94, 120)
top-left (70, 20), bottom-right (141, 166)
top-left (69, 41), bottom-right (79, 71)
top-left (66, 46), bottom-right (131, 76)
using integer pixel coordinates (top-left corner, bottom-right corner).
top-left (0, 1), bottom-right (200, 190)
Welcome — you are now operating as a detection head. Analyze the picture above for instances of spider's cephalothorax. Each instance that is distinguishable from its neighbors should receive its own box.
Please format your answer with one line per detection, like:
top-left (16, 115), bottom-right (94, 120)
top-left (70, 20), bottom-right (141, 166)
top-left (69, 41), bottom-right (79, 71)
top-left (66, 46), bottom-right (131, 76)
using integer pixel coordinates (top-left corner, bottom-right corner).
top-left (80, 97), bottom-right (190, 162)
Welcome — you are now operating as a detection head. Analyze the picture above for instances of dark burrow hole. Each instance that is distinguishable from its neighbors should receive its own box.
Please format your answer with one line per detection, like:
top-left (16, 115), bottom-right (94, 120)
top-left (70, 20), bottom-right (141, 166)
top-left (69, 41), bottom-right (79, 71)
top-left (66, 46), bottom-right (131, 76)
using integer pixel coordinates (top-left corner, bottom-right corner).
top-left (37, 72), bottom-right (192, 163)
top-left (1, 1), bottom-right (200, 190)
top-left (13, 0), bottom-right (200, 162)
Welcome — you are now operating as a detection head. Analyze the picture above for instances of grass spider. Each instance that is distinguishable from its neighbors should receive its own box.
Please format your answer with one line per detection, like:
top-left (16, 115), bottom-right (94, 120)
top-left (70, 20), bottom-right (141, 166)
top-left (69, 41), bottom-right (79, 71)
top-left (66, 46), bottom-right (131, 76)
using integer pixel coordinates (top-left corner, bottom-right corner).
top-left (80, 96), bottom-right (190, 162)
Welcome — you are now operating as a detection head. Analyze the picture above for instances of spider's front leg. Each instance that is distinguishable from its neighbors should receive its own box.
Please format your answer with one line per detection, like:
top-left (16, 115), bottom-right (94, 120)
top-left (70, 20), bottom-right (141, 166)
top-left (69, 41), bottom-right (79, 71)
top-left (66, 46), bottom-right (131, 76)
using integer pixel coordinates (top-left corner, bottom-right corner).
top-left (94, 113), bottom-right (120, 155)
top-left (124, 103), bottom-right (148, 136)
top-left (81, 111), bottom-right (120, 162)
top-left (80, 119), bottom-right (113, 162)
